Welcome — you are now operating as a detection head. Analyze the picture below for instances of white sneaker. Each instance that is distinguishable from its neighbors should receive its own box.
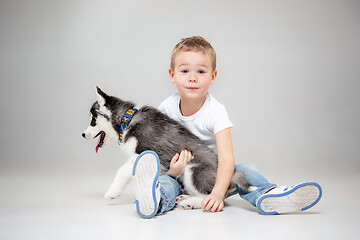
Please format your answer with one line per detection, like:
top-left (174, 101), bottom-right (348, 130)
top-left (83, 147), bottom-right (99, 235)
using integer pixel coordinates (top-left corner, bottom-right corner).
top-left (132, 151), bottom-right (161, 219)
top-left (256, 182), bottom-right (322, 215)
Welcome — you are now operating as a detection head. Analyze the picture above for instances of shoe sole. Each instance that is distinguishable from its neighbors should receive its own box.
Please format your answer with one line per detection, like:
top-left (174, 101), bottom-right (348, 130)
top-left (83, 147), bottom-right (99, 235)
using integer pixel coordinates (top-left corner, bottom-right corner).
top-left (257, 182), bottom-right (322, 215)
top-left (132, 151), bottom-right (160, 219)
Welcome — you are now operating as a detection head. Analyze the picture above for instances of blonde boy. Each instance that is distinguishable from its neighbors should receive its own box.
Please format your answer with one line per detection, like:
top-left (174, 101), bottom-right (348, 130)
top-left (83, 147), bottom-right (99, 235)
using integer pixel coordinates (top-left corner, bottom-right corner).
top-left (133, 36), bottom-right (322, 218)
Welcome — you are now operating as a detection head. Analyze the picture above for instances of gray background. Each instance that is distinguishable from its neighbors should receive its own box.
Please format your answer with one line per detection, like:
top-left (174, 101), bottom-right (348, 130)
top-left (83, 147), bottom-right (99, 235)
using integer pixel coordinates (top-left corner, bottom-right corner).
top-left (0, 0), bottom-right (359, 239)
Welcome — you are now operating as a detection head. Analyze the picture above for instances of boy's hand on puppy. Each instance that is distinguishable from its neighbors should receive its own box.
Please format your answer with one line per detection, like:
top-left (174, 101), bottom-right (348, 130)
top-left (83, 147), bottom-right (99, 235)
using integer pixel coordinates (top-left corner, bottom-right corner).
top-left (201, 193), bottom-right (224, 212)
top-left (166, 150), bottom-right (194, 178)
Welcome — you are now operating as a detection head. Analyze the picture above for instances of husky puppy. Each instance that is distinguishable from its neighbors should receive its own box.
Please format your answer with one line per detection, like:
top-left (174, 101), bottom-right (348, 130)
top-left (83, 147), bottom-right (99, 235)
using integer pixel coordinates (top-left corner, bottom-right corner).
top-left (82, 87), bottom-right (253, 209)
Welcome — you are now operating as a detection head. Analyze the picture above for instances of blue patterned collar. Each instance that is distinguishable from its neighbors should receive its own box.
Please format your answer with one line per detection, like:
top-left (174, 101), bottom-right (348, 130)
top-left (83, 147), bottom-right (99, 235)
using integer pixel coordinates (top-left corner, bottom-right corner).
top-left (119, 107), bottom-right (138, 143)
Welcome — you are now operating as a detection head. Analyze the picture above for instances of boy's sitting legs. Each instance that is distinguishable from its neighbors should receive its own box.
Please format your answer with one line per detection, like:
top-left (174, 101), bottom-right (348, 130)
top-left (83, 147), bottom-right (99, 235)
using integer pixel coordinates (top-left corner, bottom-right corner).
top-left (133, 158), bottom-right (322, 218)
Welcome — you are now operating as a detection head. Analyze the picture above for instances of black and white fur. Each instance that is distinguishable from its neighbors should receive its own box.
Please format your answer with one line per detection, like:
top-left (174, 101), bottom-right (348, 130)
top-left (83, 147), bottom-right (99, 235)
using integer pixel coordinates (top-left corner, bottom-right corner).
top-left (82, 87), bottom-right (254, 209)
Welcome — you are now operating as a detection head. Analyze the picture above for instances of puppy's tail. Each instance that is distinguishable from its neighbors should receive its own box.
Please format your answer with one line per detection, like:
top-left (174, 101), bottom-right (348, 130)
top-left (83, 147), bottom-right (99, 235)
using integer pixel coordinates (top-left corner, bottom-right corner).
top-left (230, 171), bottom-right (257, 193)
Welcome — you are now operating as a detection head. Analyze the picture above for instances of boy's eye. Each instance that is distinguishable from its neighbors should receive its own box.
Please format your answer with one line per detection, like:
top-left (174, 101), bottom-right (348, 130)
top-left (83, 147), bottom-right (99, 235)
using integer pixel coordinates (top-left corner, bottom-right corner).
top-left (198, 70), bottom-right (205, 74)
top-left (181, 70), bottom-right (189, 73)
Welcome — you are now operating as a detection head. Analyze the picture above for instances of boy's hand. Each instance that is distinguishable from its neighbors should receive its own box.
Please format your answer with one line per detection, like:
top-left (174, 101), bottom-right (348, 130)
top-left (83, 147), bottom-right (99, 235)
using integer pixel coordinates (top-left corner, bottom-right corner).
top-left (166, 150), bottom-right (194, 178)
top-left (201, 193), bottom-right (224, 212)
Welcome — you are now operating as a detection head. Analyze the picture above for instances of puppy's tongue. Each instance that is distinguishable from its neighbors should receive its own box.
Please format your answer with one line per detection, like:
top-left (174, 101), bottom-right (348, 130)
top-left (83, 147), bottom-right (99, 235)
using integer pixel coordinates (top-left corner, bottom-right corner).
top-left (95, 132), bottom-right (105, 153)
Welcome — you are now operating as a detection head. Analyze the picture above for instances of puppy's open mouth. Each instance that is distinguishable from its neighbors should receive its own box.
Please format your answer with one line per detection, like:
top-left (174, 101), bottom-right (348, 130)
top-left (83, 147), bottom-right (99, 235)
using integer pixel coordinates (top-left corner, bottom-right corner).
top-left (95, 131), bottom-right (105, 153)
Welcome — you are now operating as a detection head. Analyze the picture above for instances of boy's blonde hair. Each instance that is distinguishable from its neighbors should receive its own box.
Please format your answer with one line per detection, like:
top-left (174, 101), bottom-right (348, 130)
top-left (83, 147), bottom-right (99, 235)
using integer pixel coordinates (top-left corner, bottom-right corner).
top-left (170, 36), bottom-right (216, 71)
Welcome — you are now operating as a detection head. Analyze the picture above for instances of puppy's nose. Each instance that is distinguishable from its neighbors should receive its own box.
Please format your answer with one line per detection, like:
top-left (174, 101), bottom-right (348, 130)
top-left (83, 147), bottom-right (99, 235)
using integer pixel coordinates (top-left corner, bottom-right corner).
top-left (82, 133), bottom-right (86, 138)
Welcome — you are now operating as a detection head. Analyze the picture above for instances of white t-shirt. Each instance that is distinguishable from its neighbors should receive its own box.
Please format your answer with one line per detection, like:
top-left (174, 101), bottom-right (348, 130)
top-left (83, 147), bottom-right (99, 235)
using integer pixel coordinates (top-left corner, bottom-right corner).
top-left (158, 93), bottom-right (233, 152)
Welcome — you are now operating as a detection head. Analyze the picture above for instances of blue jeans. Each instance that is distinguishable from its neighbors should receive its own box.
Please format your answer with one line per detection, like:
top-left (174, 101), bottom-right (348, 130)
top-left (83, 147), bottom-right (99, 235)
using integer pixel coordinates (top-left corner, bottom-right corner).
top-left (156, 164), bottom-right (276, 215)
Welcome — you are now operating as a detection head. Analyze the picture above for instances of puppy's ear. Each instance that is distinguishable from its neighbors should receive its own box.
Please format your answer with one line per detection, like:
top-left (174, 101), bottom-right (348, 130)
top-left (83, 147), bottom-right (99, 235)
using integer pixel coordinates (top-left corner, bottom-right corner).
top-left (96, 86), bottom-right (108, 106)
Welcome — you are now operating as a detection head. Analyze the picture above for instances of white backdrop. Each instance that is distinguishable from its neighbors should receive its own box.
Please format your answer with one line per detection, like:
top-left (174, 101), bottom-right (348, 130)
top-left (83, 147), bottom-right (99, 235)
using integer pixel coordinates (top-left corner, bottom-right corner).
top-left (0, 0), bottom-right (359, 171)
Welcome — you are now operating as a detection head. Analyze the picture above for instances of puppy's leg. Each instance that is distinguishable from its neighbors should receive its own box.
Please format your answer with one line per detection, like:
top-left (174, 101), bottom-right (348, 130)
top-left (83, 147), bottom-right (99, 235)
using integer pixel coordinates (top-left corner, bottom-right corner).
top-left (177, 196), bottom-right (203, 210)
top-left (104, 158), bottom-right (136, 200)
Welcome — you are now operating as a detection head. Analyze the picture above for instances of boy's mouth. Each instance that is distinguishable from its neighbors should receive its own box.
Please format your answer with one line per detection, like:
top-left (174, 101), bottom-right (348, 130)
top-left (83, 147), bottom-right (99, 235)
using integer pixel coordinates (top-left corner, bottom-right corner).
top-left (186, 87), bottom-right (199, 90)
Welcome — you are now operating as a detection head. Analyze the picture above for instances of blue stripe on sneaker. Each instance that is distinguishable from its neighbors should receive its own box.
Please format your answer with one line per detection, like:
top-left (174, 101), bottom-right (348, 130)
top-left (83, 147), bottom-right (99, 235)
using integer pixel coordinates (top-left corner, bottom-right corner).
top-left (132, 150), bottom-right (160, 219)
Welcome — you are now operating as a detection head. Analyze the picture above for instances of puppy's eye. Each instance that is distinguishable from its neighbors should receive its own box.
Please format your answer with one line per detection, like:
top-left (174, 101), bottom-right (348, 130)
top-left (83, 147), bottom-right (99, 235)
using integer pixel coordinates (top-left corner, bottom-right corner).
top-left (90, 117), bottom-right (96, 126)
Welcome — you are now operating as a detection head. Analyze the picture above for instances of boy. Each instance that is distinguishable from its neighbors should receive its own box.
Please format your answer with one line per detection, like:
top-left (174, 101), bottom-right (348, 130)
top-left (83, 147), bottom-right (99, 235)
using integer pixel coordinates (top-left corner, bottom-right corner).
top-left (133, 36), bottom-right (322, 218)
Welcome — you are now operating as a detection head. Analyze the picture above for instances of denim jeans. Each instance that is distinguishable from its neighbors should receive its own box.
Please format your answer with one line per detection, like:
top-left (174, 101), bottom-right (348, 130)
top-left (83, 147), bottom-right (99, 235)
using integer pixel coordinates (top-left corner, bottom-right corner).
top-left (156, 164), bottom-right (276, 215)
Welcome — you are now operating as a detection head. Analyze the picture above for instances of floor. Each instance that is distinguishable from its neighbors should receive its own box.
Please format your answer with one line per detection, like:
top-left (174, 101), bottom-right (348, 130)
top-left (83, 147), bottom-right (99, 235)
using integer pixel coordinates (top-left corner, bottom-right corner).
top-left (0, 159), bottom-right (359, 240)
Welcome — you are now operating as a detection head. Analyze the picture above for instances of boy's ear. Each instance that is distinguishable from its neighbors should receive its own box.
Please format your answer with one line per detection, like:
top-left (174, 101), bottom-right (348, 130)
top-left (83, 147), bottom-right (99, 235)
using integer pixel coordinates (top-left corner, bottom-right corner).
top-left (95, 86), bottom-right (108, 106)
top-left (169, 68), bottom-right (175, 83)
top-left (210, 70), bottom-right (217, 85)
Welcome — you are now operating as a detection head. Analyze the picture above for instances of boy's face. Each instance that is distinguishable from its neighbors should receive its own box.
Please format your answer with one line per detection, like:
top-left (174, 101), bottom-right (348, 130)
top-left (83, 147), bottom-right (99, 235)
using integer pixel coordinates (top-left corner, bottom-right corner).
top-left (169, 51), bottom-right (217, 102)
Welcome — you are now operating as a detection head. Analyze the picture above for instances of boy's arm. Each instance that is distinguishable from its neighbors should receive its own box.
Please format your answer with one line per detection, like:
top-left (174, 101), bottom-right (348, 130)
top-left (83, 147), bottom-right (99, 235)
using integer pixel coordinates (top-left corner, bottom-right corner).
top-left (201, 128), bottom-right (235, 212)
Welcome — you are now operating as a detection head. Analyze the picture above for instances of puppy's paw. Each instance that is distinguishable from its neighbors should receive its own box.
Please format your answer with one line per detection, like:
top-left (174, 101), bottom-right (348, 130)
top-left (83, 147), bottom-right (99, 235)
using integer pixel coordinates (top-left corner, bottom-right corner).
top-left (104, 187), bottom-right (122, 200)
top-left (177, 197), bottom-right (203, 210)
top-left (176, 194), bottom-right (190, 204)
